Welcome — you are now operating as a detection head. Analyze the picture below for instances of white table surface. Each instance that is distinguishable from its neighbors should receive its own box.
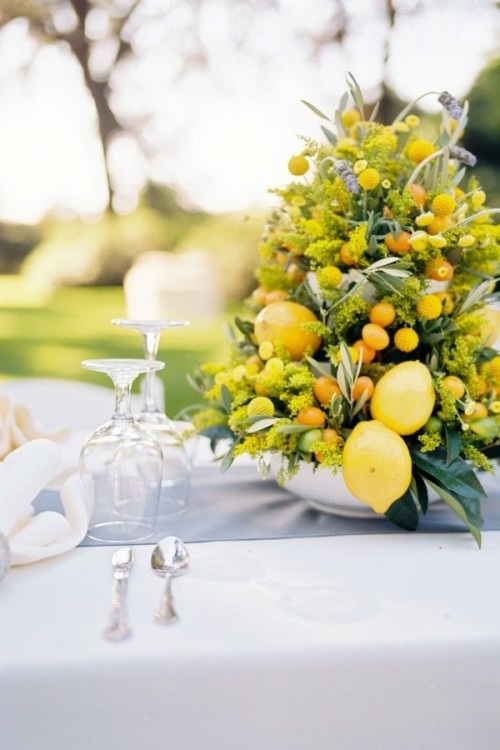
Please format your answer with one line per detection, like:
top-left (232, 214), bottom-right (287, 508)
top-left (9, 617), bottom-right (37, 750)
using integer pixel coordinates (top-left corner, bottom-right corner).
top-left (2, 378), bottom-right (500, 749)
top-left (2, 530), bottom-right (500, 750)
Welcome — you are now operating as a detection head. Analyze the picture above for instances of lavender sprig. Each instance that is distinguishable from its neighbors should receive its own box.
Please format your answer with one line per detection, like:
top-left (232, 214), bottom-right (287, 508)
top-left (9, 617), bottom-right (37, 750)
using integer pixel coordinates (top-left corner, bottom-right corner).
top-left (333, 160), bottom-right (360, 194)
top-left (449, 145), bottom-right (477, 167)
top-left (438, 91), bottom-right (463, 120)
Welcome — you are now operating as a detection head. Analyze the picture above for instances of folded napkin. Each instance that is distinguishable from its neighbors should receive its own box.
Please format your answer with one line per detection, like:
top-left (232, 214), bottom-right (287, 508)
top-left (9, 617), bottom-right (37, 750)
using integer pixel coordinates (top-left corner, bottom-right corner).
top-left (0, 439), bottom-right (88, 568)
top-left (0, 395), bottom-right (69, 460)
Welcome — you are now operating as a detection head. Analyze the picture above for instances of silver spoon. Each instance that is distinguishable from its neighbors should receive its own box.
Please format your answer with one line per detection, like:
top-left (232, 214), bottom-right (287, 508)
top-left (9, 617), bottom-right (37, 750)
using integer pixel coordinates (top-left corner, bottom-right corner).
top-left (103, 546), bottom-right (134, 641)
top-left (151, 535), bottom-right (190, 624)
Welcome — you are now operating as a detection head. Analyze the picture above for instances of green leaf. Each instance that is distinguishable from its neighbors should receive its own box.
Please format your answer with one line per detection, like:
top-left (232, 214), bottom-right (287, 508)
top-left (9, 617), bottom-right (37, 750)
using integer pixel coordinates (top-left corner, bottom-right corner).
top-left (444, 423), bottom-right (463, 464)
top-left (245, 417), bottom-right (279, 433)
top-left (426, 479), bottom-right (482, 548)
top-left (219, 444), bottom-right (238, 473)
top-left (385, 488), bottom-right (419, 530)
top-left (411, 471), bottom-right (429, 514)
top-left (301, 99), bottom-right (330, 120)
top-left (321, 125), bottom-right (337, 146)
top-left (220, 384), bottom-right (233, 414)
top-left (410, 448), bottom-right (487, 501)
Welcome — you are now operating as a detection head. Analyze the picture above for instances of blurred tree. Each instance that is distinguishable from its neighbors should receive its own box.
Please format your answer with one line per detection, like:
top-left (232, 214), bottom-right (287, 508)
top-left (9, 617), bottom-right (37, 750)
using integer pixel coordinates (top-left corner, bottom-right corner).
top-left (0, 0), bottom-right (419, 215)
top-left (0, 0), bottom-right (498, 219)
top-left (463, 58), bottom-right (500, 166)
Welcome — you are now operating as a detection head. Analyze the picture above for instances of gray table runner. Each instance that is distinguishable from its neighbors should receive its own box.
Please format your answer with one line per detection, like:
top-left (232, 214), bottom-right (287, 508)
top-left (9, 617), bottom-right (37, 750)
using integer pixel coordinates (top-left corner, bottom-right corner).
top-left (35, 464), bottom-right (500, 546)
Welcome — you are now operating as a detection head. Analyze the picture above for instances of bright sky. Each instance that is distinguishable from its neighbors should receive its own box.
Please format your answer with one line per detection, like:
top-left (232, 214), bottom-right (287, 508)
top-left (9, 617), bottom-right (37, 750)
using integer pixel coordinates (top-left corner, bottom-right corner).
top-left (0, 0), bottom-right (498, 224)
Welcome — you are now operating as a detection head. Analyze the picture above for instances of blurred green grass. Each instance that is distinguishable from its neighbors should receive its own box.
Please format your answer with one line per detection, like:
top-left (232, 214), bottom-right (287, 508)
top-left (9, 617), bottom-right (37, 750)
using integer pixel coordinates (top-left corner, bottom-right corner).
top-left (0, 285), bottom-right (234, 417)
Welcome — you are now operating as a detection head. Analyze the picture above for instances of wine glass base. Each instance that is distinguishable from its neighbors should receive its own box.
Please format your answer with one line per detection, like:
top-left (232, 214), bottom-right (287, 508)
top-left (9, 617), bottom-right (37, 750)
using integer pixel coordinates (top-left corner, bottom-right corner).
top-left (87, 520), bottom-right (156, 544)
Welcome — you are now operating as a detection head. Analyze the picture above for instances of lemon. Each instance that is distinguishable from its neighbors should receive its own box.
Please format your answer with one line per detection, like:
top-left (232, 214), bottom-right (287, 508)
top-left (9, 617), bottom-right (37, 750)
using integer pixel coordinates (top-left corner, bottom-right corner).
top-left (370, 361), bottom-right (435, 435)
top-left (342, 420), bottom-right (412, 513)
top-left (254, 300), bottom-right (321, 361)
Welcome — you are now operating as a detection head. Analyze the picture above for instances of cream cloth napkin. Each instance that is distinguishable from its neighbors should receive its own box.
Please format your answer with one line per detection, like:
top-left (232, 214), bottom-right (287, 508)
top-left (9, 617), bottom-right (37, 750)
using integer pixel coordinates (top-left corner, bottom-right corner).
top-left (0, 394), bottom-right (69, 460)
top-left (0, 438), bottom-right (88, 567)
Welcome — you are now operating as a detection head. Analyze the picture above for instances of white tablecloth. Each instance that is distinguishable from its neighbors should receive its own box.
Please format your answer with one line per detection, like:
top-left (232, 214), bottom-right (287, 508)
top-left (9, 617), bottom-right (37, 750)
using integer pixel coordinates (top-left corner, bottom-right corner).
top-left (2, 530), bottom-right (500, 750)
top-left (2, 378), bottom-right (500, 748)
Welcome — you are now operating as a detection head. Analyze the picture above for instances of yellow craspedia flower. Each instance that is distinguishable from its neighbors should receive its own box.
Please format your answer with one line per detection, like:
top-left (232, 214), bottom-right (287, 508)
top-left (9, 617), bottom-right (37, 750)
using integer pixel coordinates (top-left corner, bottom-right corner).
top-left (247, 396), bottom-right (275, 417)
top-left (341, 109), bottom-right (361, 127)
top-left (288, 155), bottom-right (309, 176)
top-left (394, 328), bottom-right (419, 352)
top-left (471, 190), bottom-right (486, 208)
top-left (258, 340), bottom-right (274, 360)
top-left (490, 401), bottom-right (500, 414)
top-left (407, 231), bottom-right (429, 251)
top-left (353, 159), bottom-right (368, 174)
top-left (415, 212), bottom-right (434, 227)
top-left (457, 234), bottom-right (475, 248)
top-left (393, 121), bottom-right (410, 133)
top-left (427, 234), bottom-right (447, 249)
top-left (317, 265), bottom-right (343, 289)
top-left (431, 193), bottom-right (456, 216)
top-left (417, 294), bottom-right (443, 320)
top-left (408, 139), bottom-right (436, 163)
top-left (232, 364), bottom-right (247, 381)
top-left (405, 114), bottom-right (420, 128)
top-left (358, 168), bottom-right (380, 190)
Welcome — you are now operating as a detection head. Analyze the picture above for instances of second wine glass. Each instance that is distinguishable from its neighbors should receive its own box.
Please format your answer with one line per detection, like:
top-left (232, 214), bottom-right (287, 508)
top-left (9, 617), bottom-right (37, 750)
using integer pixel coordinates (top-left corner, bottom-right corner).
top-left (79, 358), bottom-right (165, 543)
top-left (112, 318), bottom-right (192, 518)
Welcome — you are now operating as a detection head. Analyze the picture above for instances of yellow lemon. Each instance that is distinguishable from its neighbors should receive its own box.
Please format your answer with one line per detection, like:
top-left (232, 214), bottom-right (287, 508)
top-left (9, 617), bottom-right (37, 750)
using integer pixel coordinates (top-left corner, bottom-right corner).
top-left (254, 300), bottom-right (321, 361)
top-left (342, 420), bottom-right (412, 513)
top-left (370, 361), bottom-right (435, 435)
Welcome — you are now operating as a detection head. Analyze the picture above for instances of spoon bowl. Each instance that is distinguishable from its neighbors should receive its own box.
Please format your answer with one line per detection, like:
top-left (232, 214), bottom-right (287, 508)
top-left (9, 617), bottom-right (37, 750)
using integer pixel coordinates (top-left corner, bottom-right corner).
top-left (151, 536), bottom-right (190, 624)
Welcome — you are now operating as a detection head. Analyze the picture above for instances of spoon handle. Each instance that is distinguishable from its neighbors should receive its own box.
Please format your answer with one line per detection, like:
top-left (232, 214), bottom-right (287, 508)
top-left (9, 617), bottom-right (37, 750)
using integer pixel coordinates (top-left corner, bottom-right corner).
top-left (103, 577), bottom-right (131, 641)
top-left (155, 575), bottom-right (178, 624)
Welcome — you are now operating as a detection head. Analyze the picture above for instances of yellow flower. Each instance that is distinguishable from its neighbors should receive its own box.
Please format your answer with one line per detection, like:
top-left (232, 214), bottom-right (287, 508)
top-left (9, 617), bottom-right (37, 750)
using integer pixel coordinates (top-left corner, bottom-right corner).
top-left (415, 212), bottom-right (434, 227)
top-left (394, 328), bottom-right (419, 352)
top-left (408, 139), bottom-right (436, 163)
top-left (336, 137), bottom-right (357, 149)
top-left (258, 341), bottom-right (274, 360)
top-left (393, 121), bottom-right (410, 133)
top-left (407, 231), bottom-right (429, 251)
top-left (381, 179), bottom-right (391, 189)
top-left (471, 190), bottom-right (486, 208)
top-left (358, 168), bottom-right (380, 190)
top-left (417, 294), bottom-right (443, 320)
top-left (247, 396), bottom-right (275, 417)
top-left (341, 109), bottom-right (361, 127)
top-left (431, 193), bottom-right (456, 216)
top-left (353, 159), bottom-right (368, 174)
top-left (288, 155), bottom-right (309, 176)
top-left (427, 234), bottom-right (447, 248)
top-left (232, 364), bottom-right (247, 381)
top-left (457, 234), bottom-right (475, 248)
top-left (405, 115), bottom-right (420, 128)
top-left (265, 357), bottom-right (285, 375)
top-left (317, 265), bottom-right (343, 289)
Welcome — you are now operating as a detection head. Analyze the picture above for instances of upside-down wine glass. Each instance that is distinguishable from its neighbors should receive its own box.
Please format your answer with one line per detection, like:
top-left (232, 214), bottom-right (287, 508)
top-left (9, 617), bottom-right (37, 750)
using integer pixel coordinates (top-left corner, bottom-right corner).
top-left (111, 319), bottom-right (192, 518)
top-left (79, 358), bottom-right (164, 543)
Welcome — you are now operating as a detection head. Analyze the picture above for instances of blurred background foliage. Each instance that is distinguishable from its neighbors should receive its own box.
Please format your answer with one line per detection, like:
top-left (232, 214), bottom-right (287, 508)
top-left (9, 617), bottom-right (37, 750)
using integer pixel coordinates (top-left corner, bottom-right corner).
top-left (0, 0), bottom-right (499, 417)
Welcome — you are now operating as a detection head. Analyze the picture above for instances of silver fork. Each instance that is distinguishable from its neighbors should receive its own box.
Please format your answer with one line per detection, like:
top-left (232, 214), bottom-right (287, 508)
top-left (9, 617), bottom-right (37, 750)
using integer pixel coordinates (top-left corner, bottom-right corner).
top-left (103, 546), bottom-right (134, 641)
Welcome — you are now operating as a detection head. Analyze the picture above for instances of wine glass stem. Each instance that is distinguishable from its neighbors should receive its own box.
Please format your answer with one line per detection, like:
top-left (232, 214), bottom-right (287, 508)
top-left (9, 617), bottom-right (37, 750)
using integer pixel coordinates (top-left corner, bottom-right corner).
top-left (112, 379), bottom-right (134, 420)
top-left (142, 331), bottom-right (162, 413)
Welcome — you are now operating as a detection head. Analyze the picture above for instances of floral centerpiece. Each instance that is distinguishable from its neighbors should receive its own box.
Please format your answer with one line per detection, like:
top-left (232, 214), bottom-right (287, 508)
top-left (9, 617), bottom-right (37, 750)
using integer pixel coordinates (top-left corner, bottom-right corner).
top-left (190, 74), bottom-right (500, 546)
